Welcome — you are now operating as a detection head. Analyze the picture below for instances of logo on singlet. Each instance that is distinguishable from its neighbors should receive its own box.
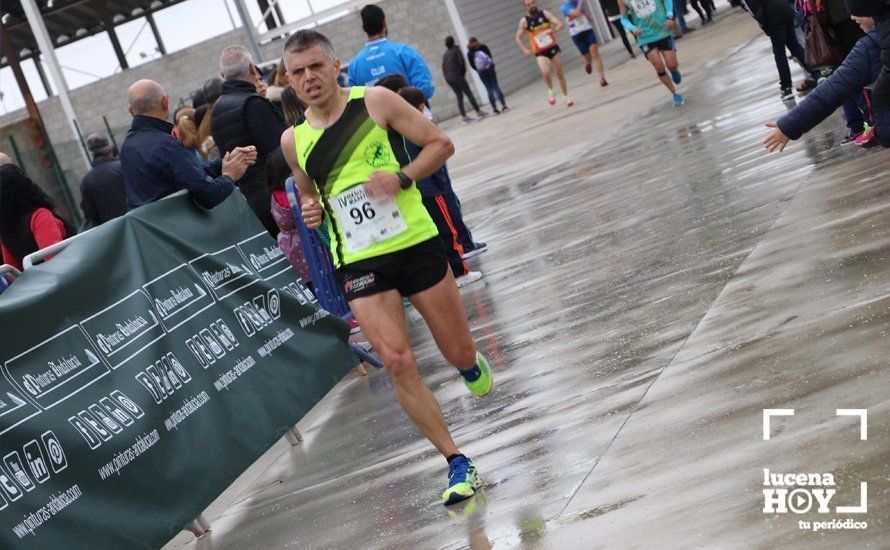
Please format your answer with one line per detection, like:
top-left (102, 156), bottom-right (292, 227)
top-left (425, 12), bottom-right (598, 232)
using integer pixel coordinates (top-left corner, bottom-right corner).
top-left (363, 142), bottom-right (391, 168)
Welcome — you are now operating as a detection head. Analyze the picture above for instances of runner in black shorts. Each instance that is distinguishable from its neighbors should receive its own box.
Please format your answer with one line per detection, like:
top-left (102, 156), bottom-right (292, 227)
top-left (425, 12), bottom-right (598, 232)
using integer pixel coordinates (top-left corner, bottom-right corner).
top-left (281, 30), bottom-right (493, 506)
top-left (536, 45), bottom-right (561, 59)
top-left (620, 0), bottom-right (685, 107)
top-left (639, 35), bottom-right (675, 56)
top-left (516, 0), bottom-right (573, 106)
top-left (336, 237), bottom-right (448, 301)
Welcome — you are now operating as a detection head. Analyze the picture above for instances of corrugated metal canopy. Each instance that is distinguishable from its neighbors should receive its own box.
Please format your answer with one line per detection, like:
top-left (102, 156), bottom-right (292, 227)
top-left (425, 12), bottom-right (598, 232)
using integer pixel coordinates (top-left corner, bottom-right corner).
top-left (0, 0), bottom-right (188, 66)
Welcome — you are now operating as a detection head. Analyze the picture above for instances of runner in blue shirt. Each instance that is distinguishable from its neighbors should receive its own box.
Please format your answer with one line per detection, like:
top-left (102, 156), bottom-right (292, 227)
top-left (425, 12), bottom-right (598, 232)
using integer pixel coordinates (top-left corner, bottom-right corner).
top-left (620, 0), bottom-right (685, 107)
top-left (561, 0), bottom-right (609, 86)
top-left (348, 5), bottom-right (435, 99)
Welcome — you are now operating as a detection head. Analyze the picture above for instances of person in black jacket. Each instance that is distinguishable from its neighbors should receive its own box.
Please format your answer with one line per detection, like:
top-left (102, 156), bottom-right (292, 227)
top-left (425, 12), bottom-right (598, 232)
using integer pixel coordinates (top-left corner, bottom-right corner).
top-left (844, 0), bottom-right (890, 110)
top-left (741, 0), bottom-right (820, 99)
top-left (467, 38), bottom-right (509, 113)
top-left (442, 36), bottom-right (487, 124)
top-left (599, 0), bottom-right (636, 58)
top-left (211, 45), bottom-right (286, 236)
top-left (398, 86), bottom-right (483, 288)
top-left (79, 133), bottom-right (126, 229)
top-left (763, 24), bottom-right (889, 150)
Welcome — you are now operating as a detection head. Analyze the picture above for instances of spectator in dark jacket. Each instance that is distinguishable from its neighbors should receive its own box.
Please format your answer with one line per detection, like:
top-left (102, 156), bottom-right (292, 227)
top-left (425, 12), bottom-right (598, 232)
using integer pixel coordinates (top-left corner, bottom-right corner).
top-left (467, 37), bottom-right (508, 114)
top-left (845, 0), bottom-right (890, 110)
top-left (599, 0), bottom-right (636, 58)
top-left (79, 133), bottom-right (126, 229)
top-left (398, 87), bottom-right (481, 287)
top-left (741, 0), bottom-right (820, 99)
top-left (442, 36), bottom-right (487, 124)
top-left (121, 79), bottom-right (256, 210)
top-left (211, 45), bottom-right (286, 236)
top-left (764, 25), bottom-right (889, 150)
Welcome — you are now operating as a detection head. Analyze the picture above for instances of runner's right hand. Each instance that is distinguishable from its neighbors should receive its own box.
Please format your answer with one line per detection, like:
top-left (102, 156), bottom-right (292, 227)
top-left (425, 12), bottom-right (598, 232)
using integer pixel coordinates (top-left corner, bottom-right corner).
top-left (522, 48), bottom-right (533, 57)
top-left (302, 198), bottom-right (324, 229)
top-left (633, 28), bottom-right (643, 36)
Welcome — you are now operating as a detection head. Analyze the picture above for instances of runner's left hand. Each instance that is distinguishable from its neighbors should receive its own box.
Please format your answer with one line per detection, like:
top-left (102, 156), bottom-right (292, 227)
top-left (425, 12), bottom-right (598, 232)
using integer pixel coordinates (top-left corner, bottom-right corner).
top-left (763, 122), bottom-right (791, 152)
top-left (666, 19), bottom-right (675, 31)
top-left (365, 171), bottom-right (401, 198)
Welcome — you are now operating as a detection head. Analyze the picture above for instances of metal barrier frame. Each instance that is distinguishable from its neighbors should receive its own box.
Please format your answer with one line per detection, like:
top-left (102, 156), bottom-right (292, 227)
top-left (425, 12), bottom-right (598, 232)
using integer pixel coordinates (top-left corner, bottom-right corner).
top-left (284, 178), bottom-right (384, 370)
top-left (22, 233), bottom-right (81, 269)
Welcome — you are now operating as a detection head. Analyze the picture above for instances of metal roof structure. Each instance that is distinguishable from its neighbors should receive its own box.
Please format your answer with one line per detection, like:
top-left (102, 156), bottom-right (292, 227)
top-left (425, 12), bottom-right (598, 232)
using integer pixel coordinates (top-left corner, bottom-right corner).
top-left (0, 0), bottom-right (189, 69)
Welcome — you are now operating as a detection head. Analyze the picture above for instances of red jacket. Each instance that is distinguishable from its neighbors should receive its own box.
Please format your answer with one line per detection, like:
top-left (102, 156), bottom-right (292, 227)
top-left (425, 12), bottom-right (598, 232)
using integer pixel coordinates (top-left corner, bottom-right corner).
top-left (1, 208), bottom-right (68, 270)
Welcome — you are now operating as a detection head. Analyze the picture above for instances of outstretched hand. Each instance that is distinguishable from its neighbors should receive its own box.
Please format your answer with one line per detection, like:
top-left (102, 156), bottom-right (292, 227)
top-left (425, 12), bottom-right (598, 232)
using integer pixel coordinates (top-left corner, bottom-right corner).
top-left (763, 122), bottom-right (791, 152)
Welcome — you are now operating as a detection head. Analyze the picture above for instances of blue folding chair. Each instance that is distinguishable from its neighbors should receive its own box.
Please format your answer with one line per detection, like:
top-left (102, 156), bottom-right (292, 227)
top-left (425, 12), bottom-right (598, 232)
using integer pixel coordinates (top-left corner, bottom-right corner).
top-left (285, 179), bottom-right (383, 369)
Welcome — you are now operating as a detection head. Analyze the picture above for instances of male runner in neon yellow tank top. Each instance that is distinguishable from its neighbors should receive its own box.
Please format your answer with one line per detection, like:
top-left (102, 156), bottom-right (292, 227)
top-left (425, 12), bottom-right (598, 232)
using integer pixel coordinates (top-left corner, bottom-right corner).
top-left (280, 30), bottom-right (492, 506)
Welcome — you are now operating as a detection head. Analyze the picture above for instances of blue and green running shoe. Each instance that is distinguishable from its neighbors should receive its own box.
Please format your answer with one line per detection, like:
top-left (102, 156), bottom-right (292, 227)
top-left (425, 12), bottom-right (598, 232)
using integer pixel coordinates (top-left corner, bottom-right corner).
top-left (671, 69), bottom-right (682, 85)
top-left (463, 352), bottom-right (492, 397)
top-left (673, 93), bottom-right (684, 108)
top-left (442, 456), bottom-right (482, 505)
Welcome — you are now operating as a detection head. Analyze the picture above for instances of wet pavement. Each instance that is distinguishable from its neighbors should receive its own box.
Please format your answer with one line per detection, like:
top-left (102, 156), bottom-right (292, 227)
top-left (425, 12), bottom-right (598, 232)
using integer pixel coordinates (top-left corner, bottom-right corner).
top-left (166, 8), bottom-right (889, 549)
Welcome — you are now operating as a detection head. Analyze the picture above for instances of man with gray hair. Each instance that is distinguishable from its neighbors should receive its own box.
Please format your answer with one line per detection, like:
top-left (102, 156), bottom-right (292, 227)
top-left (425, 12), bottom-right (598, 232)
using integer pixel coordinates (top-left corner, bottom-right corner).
top-left (121, 79), bottom-right (256, 210)
top-left (211, 45), bottom-right (286, 236)
top-left (79, 133), bottom-right (126, 228)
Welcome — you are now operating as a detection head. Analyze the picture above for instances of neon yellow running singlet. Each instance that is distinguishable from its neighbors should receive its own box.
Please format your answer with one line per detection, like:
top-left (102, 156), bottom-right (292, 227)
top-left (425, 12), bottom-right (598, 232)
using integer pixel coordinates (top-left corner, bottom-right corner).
top-left (293, 86), bottom-right (437, 267)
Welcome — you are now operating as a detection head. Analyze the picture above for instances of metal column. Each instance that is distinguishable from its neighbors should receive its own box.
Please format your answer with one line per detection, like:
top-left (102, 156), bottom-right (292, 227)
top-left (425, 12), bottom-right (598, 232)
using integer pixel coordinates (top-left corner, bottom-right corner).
top-left (105, 20), bottom-right (130, 70)
top-left (441, 0), bottom-right (488, 108)
top-left (145, 11), bottom-right (167, 56)
top-left (19, 0), bottom-right (91, 169)
top-left (586, 0), bottom-right (613, 44)
top-left (0, 21), bottom-right (81, 223)
top-left (233, 0), bottom-right (264, 63)
top-left (33, 52), bottom-right (53, 97)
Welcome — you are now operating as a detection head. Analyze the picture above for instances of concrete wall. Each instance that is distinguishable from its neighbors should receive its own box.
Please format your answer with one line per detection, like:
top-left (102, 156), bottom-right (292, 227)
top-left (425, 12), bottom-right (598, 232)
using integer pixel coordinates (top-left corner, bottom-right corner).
top-left (0, 0), bottom-right (590, 215)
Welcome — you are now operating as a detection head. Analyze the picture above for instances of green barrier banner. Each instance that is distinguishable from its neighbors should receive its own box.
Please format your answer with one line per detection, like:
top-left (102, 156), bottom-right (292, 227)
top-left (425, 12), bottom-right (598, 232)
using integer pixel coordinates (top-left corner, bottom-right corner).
top-left (0, 194), bottom-right (355, 548)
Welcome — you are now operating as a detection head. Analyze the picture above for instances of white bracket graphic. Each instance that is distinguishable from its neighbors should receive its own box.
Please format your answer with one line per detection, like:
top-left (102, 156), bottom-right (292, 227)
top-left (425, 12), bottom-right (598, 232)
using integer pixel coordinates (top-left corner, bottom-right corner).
top-left (836, 482), bottom-right (868, 513)
top-left (763, 409), bottom-right (795, 440)
top-left (836, 409), bottom-right (867, 440)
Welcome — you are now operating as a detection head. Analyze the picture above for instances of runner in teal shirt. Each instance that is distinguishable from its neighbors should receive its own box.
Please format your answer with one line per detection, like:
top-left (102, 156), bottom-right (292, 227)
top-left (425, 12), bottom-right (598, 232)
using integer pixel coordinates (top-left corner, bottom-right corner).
top-left (620, 0), bottom-right (673, 45)
top-left (619, 0), bottom-right (686, 107)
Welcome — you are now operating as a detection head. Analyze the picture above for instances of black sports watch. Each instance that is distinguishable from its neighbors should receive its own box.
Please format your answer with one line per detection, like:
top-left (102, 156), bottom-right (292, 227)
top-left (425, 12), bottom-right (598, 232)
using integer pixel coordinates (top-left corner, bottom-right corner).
top-left (396, 171), bottom-right (413, 190)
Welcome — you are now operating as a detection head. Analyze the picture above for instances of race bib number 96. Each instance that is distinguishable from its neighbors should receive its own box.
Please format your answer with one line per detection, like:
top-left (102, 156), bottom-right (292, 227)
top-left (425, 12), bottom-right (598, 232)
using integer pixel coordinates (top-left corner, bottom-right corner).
top-left (331, 184), bottom-right (408, 254)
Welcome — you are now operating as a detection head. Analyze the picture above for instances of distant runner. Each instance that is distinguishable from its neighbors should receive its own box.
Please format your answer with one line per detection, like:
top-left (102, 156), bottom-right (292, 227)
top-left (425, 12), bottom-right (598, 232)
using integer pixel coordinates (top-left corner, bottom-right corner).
top-left (620, 0), bottom-right (685, 107)
top-left (516, 0), bottom-right (574, 106)
top-left (280, 30), bottom-right (493, 506)
top-left (562, 0), bottom-right (608, 86)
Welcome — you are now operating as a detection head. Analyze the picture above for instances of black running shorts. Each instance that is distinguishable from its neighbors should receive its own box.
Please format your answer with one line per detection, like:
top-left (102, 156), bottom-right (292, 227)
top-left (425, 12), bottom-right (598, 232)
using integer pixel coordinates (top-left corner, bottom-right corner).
top-left (640, 36), bottom-right (675, 56)
top-left (335, 237), bottom-right (449, 301)
top-left (536, 45), bottom-right (561, 59)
